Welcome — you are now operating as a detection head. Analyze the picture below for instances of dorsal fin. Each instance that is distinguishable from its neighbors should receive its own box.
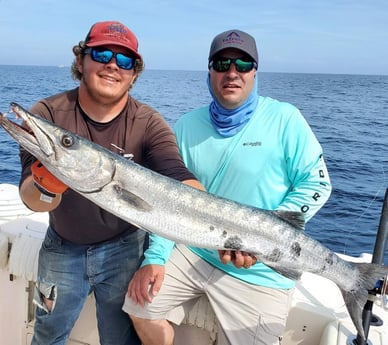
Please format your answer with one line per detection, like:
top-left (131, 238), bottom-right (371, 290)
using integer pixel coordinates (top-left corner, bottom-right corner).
top-left (273, 210), bottom-right (305, 231)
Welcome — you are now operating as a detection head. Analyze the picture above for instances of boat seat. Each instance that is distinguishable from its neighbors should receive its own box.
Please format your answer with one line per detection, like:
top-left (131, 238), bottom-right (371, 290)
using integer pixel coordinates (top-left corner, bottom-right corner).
top-left (319, 320), bottom-right (340, 345)
top-left (0, 214), bottom-right (47, 281)
top-left (319, 319), bottom-right (387, 345)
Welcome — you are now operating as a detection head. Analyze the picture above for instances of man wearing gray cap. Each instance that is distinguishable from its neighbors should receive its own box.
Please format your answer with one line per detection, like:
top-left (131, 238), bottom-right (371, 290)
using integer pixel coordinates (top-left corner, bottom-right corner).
top-left (124, 29), bottom-right (332, 345)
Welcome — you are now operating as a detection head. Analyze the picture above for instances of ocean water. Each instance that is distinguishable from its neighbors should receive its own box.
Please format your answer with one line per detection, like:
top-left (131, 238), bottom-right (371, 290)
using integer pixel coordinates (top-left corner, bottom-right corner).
top-left (1, 65), bottom-right (387, 263)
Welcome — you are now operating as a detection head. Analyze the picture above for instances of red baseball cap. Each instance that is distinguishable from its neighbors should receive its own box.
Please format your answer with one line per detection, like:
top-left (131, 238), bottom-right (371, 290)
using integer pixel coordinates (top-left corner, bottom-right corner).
top-left (84, 21), bottom-right (142, 59)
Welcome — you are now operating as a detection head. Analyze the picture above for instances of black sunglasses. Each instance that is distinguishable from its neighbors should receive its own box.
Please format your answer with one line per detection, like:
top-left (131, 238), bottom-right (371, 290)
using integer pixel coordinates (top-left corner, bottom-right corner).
top-left (209, 58), bottom-right (257, 73)
top-left (84, 47), bottom-right (135, 70)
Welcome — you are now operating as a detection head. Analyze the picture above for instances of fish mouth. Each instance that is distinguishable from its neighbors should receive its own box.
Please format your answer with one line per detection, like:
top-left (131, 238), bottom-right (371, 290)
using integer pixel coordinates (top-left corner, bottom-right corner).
top-left (1, 102), bottom-right (116, 193)
top-left (1, 102), bottom-right (55, 159)
top-left (0, 111), bottom-right (31, 135)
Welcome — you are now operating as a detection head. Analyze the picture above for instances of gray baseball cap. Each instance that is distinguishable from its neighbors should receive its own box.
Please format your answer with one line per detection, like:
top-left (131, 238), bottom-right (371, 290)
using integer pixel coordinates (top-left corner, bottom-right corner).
top-left (208, 29), bottom-right (258, 63)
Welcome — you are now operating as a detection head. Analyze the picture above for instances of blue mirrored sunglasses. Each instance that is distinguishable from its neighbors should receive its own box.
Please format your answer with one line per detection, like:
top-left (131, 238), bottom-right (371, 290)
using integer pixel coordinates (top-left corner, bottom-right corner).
top-left (209, 58), bottom-right (257, 73)
top-left (84, 47), bottom-right (135, 70)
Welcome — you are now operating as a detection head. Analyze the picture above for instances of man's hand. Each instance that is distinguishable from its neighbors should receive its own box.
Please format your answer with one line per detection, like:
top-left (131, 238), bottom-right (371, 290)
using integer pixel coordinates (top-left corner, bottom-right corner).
top-left (127, 265), bottom-right (165, 307)
top-left (218, 250), bottom-right (257, 269)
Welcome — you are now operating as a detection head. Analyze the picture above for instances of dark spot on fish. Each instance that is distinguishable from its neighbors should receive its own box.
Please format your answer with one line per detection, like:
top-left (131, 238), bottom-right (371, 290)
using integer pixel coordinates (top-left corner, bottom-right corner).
top-left (114, 184), bottom-right (152, 211)
top-left (325, 252), bottom-right (335, 265)
top-left (265, 248), bottom-right (282, 262)
top-left (223, 236), bottom-right (243, 250)
top-left (222, 231), bottom-right (227, 237)
top-left (209, 226), bottom-right (215, 231)
top-left (291, 242), bottom-right (301, 257)
top-left (319, 253), bottom-right (337, 273)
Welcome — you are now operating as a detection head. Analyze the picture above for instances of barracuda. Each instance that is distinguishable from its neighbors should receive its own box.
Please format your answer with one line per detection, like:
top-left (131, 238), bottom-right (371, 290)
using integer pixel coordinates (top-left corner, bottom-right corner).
top-left (1, 102), bottom-right (388, 341)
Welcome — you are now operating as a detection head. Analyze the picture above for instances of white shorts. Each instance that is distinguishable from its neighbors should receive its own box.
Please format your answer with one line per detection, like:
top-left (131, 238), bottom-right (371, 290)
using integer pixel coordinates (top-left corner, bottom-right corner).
top-left (123, 244), bottom-right (293, 345)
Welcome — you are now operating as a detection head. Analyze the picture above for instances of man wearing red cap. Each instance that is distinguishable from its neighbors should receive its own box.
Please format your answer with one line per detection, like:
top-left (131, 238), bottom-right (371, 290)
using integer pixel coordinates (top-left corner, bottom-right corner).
top-left (18, 21), bottom-right (203, 345)
top-left (124, 29), bottom-right (332, 345)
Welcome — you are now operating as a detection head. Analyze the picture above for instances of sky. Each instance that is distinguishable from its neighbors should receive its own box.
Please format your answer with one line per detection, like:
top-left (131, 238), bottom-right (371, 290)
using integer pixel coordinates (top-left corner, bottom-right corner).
top-left (0, 0), bottom-right (387, 75)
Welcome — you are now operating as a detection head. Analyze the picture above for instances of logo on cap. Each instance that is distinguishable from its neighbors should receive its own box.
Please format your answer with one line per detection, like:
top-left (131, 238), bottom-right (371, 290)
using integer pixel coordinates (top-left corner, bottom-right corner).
top-left (223, 32), bottom-right (244, 46)
top-left (103, 23), bottom-right (130, 44)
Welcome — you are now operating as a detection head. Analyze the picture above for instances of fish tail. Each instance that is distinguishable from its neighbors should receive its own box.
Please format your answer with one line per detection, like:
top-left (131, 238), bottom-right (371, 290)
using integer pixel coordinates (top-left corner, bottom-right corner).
top-left (340, 262), bottom-right (388, 341)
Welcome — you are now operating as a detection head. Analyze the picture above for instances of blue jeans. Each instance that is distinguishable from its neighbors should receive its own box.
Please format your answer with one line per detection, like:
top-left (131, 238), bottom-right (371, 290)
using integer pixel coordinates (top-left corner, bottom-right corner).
top-left (31, 226), bottom-right (147, 345)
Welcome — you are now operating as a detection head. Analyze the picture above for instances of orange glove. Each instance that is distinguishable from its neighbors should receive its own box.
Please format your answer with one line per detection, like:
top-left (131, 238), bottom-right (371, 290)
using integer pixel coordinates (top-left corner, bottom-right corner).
top-left (31, 160), bottom-right (68, 196)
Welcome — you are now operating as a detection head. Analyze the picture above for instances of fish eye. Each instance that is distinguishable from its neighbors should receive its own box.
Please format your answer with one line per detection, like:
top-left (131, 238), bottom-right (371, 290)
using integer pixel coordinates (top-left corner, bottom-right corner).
top-left (61, 135), bottom-right (74, 147)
